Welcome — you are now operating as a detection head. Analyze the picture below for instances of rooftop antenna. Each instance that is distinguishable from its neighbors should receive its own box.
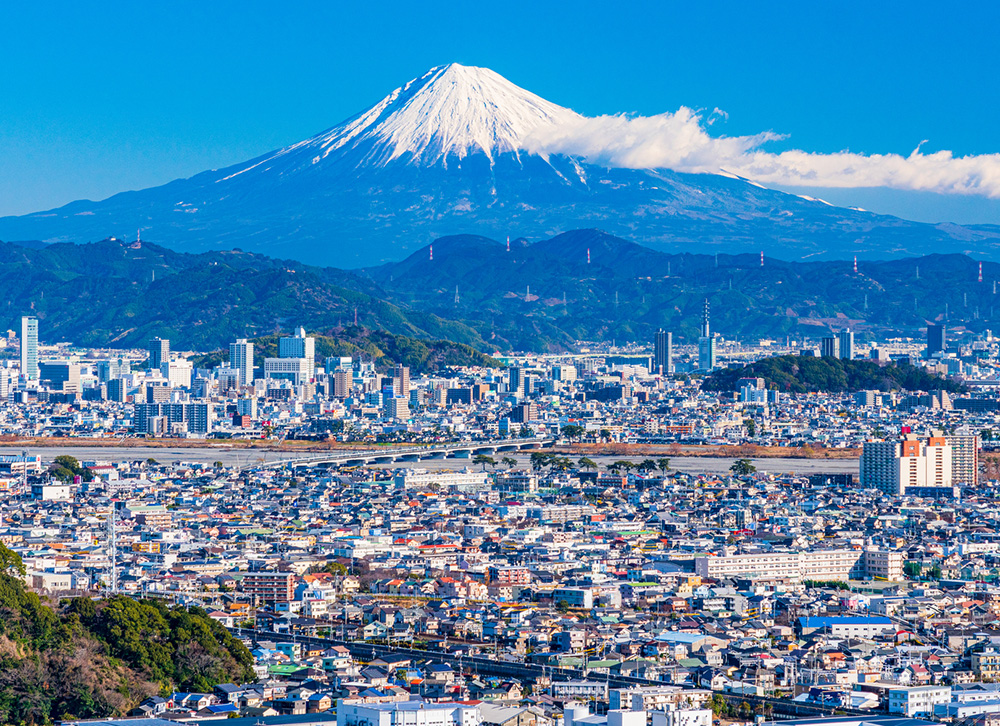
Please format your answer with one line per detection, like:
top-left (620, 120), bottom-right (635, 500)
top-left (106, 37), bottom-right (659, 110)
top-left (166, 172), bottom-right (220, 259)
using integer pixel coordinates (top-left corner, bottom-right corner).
top-left (853, 256), bottom-right (858, 274)
top-left (945, 302), bottom-right (949, 320)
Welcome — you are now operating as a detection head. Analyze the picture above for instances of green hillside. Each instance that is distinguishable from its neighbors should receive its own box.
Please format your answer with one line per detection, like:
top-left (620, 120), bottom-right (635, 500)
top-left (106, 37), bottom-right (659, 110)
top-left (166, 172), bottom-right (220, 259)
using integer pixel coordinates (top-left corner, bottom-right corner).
top-left (0, 549), bottom-right (251, 724)
top-left (0, 239), bottom-right (487, 351)
top-left (702, 355), bottom-right (968, 394)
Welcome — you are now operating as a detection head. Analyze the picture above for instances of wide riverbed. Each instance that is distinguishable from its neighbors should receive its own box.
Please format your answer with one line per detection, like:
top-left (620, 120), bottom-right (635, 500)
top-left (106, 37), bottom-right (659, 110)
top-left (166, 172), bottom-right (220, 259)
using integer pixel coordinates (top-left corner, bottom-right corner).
top-left (0, 445), bottom-right (859, 476)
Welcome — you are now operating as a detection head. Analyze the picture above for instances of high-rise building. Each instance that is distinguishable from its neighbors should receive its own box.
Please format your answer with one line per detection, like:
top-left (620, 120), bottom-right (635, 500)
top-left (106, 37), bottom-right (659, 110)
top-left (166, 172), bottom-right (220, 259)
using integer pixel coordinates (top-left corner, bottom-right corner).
top-left (697, 300), bottom-right (717, 372)
top-left (279, 327), bottom-right (314, 380)
top-left (509, 366), bottom-right (524, 396)
top-left (838, 329), bottom-right (855, 360)
top-left (946, 434), bottom-right (980, 487)
top-left (385, 396), bottom-right (410, 421)
top-left (20, 316), bottom-right (38, 383)
top-left (392, 364), bottom-right (410, 398)
top-left (927, 324), bottom-right (946, 357)
top-left (653, 329), bottom-right (673, 375)
top-left (820, 336), bottom-right (840, 358)
top-left (229, 339), bottom-right (254, 386)
top-left (861, 432), bottom-right (956, 497)
top-left (148, 338), bottom-right (169, 370)
top-left (333, 369), bottom-right (353, 398)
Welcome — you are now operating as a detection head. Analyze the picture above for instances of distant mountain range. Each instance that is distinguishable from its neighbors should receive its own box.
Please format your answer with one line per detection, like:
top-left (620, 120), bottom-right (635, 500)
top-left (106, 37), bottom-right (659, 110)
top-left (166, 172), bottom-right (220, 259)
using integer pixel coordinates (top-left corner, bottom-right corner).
top-left (368, 229), bottom-right (999, 351)
top-left (2, 64), bottom-right (1000, 266)
top-left (0, 230), bottom-right (993, 356)
top-left (0, 238), bottom-right (486, 356)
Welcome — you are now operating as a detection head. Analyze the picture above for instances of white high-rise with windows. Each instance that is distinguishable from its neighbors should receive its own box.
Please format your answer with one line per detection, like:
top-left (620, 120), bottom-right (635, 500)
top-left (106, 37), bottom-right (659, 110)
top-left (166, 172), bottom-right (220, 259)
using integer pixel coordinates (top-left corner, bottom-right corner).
top-left (279, 327), bottom-right (315, 380)
top-left (229, 339), bottom-right (254, 386)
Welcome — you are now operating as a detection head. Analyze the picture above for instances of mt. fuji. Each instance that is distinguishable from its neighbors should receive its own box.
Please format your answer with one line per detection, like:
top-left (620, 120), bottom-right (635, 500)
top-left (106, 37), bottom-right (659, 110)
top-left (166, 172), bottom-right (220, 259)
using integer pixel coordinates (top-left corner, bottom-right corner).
top-left (3, 63), bottom-right (1000, 266)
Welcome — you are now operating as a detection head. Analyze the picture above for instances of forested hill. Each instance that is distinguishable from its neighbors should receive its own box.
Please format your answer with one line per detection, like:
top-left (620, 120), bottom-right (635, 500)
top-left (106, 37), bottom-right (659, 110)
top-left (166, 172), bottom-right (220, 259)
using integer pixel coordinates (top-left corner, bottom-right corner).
top-left (0, 238), bottom-right (487, 351)
top-left (0, 555), bottom-right (252, 723)
top-left (701, 355), bottom-right (968, 394)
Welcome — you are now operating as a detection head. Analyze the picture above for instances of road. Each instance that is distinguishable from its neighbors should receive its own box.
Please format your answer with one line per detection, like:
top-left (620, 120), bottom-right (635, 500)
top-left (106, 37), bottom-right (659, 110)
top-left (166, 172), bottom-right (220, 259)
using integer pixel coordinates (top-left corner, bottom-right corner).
top-left (1, 445), bottom-right (859, 475)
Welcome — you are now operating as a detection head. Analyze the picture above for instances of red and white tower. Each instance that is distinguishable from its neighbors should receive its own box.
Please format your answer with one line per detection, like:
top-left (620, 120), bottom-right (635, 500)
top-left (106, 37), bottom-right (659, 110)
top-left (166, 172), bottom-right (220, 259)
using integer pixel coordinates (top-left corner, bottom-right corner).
top-left (587, 248), bottom-right (591, 264)
top-left (760, 250), bottom-right (764, 267)
top-left (854, 255), bottom-right (858, 274)
top-left (429, 244), bottom-right (433, 261)
top-left (506, 236), bottom-right (510, 252)
top-left (980, 261), bottom-right (984, 282)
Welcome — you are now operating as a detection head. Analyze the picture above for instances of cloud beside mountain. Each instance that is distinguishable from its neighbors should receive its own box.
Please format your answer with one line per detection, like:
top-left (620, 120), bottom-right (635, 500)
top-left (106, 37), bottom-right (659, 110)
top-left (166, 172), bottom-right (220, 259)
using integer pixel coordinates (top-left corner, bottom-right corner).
top-left (524, 107), bottom-right (1000, 198)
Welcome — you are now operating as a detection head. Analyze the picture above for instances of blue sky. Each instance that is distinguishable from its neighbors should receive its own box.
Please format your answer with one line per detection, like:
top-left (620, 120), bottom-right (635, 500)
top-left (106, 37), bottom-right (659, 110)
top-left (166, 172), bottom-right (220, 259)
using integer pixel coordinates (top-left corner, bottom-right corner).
top-left (3, 1), bottom-right (1000, 222)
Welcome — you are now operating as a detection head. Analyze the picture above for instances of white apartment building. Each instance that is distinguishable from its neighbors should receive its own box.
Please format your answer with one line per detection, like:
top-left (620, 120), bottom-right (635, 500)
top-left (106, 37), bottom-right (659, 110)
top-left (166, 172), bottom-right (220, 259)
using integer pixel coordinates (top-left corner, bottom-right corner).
top-left (888, 686), bottom-right (952, 717)
top-left (694, 549), bottom-right (903, 582)
top-left (393, 469), bottom-right (488, 490)
top-left (861, 433), bottom-right (956, 495)
top-left (338, 702), bottom-right (480, 726)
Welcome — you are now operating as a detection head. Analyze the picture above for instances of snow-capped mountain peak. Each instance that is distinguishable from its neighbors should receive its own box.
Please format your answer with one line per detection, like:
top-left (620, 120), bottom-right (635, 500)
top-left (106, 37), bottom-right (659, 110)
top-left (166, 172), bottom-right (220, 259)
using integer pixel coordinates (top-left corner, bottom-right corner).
top-left (232, 64), bottom-right (580, 175)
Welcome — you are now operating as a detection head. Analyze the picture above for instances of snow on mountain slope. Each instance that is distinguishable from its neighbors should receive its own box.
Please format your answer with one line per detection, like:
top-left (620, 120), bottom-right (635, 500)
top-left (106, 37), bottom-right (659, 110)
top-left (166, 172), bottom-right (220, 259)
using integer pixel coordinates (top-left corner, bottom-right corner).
top-left (224, 63), bottom-right (580, 178)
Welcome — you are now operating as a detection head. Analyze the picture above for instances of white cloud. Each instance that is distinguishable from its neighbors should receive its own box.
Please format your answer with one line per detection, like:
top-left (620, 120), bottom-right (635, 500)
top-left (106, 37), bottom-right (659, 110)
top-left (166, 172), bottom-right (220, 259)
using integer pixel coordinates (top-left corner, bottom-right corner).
top-left (522, 108), bottom-right (1000, 198)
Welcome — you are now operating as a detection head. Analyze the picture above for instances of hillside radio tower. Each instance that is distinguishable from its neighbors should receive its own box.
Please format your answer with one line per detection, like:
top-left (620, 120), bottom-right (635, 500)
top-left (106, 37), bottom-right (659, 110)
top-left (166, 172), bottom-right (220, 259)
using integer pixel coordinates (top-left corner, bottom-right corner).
top-left (429, 244), bottom-right (433, 261)
top-left (587, 248), bottom-right (591, 264)
top-left (506, 236), bottom-right (510, 252)
top-left (979, 262), bottom-right (984, 283)
top-left (853, 256), bottom-right (858, 274)
top-left (760, 251), bottom-right (764, 267)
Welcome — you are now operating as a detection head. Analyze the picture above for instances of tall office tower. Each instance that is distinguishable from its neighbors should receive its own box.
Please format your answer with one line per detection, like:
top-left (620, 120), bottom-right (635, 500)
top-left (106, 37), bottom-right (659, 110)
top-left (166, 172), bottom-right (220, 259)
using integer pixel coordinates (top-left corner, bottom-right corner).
top-left (148, 338), bottom-right (169, 370)
top-left (279, 327), bottom-right (315, 378)
top-left (19, 316), bottom-right (38, 383)
top-left (652, 329), bottom-right (673, 375)
top-left (838, 329), bottom-right (855, 360)
top-left (229, 339), bottom-right (254, 386)
top-left (927, 324), bottom-right (946, 357)
top-left (333, 369), bottom-right (353, 398)
top-left (509, 366), bottom-right (524, 395)
top-left (392, 364), bottom-right (410, 397)
top-left (820, 336), bottom-right (840, 358)
top-left (697, 300), bottom-right (717, 372)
